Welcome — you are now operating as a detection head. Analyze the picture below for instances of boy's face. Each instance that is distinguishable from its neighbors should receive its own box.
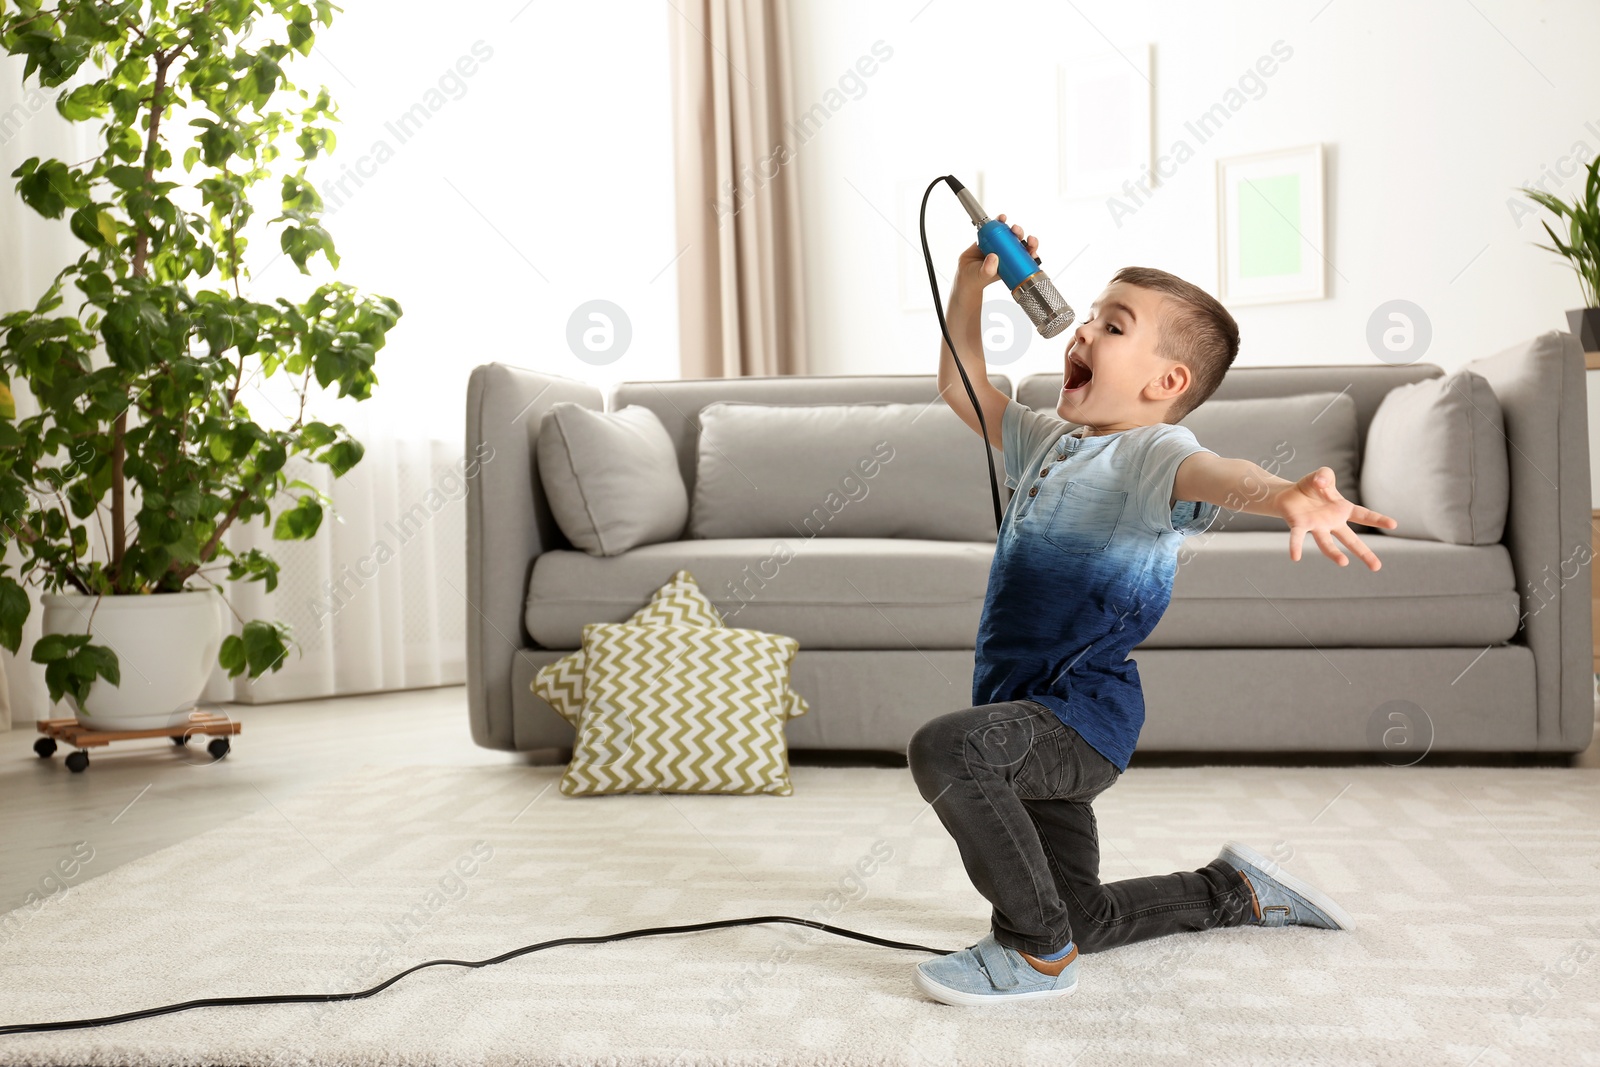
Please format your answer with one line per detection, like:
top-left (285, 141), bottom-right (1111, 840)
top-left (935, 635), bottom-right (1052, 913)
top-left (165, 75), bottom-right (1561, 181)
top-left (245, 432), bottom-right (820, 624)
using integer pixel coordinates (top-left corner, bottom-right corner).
top-left (1055, 281), bottom-right (1192, 432)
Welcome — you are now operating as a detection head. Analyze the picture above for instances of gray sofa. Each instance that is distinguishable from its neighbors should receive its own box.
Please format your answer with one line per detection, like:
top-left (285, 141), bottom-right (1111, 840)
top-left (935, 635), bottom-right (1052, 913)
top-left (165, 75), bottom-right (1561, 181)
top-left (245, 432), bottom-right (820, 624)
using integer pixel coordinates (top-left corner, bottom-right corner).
top-left (465, 331), bottom-right (1593, 757)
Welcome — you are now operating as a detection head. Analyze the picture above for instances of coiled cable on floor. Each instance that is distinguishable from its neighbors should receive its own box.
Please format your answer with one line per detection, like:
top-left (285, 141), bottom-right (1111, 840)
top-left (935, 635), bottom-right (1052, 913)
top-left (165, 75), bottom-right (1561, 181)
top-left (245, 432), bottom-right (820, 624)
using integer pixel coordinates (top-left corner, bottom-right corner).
top-left (0, 916), bottom-right (955, 1036)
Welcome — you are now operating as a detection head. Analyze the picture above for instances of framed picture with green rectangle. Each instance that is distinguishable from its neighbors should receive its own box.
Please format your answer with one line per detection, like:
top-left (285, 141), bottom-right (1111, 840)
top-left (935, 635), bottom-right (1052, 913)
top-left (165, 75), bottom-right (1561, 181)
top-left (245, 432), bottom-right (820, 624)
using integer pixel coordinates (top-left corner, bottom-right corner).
top-left (1216, 144), bottom-right (1326, 305)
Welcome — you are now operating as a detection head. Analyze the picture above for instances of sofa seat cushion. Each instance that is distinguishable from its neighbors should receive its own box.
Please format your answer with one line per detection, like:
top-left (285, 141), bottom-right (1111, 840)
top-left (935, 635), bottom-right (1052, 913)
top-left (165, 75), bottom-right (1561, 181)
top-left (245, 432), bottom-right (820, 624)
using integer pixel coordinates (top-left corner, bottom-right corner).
top-left (1150, 532), bottom-right (1520, 648)
top-left (527, 539), bottom-right (996, 651)
top-left (527, 532), bottom-right (1521, 653)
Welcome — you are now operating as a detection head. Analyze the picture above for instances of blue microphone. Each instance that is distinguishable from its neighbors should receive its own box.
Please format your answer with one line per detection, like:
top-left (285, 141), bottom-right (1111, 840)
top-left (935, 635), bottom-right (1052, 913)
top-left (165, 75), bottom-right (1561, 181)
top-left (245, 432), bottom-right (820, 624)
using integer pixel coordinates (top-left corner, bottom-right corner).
top-left (950, 179), bottom-right (1076, 338)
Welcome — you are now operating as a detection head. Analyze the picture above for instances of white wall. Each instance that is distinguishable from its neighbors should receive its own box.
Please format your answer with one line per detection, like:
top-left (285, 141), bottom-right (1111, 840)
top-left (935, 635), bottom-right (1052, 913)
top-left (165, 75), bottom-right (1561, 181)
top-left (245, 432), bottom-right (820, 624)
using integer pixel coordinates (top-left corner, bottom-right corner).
top-left (788, 0), bottom-right (1600, 386)
top-left (263, 1), bottom-right (682, 442)
top-left (3, 5), bottom-right (682, 445)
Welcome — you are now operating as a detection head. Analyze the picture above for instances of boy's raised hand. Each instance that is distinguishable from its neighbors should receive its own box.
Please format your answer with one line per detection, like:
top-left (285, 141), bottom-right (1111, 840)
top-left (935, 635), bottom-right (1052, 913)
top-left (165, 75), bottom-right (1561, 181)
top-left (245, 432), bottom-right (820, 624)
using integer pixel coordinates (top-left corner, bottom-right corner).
top-left (1277, 467), bottom-right (1398, 571)
top-left (955, 214), bottom-right (1038, 293)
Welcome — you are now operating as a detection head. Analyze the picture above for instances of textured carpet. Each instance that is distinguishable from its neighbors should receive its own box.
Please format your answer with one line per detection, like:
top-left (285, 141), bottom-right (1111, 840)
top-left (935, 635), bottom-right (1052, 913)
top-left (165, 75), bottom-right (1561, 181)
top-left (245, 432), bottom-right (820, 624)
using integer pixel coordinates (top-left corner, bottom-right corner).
top-left (1, 763), bottom-right (1597, 1067)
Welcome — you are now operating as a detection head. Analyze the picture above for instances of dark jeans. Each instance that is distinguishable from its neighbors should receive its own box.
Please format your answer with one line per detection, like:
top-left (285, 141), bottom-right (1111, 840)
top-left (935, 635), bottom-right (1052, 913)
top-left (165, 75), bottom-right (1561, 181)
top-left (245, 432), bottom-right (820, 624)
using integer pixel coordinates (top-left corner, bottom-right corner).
top-left (907, 699), bottom-right (1256, 957)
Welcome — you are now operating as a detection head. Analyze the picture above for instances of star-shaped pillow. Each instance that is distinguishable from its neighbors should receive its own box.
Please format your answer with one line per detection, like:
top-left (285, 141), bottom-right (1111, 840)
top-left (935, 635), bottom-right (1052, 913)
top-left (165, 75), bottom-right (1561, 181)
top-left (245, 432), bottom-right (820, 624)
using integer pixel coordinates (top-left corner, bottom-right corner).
top-left (532, 570), bottom-right (808, 723)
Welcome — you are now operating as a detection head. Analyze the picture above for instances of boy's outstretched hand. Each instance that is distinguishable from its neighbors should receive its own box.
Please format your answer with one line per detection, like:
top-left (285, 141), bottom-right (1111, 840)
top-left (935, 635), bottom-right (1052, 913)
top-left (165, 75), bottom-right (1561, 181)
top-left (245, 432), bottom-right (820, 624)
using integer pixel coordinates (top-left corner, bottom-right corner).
top-left (1277, 467), bottom-right (1398, 571)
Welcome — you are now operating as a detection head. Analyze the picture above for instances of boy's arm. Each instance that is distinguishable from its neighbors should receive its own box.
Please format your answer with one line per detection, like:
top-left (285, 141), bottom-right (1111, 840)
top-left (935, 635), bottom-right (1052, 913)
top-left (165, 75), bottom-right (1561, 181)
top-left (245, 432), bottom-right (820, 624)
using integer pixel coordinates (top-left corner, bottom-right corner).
top-left (938, 216), bottom-right (1038, 448)
top-left (1171, 452), bottom-right (1399, 570)
top-left (938, 288), bottom-right (1006, 447)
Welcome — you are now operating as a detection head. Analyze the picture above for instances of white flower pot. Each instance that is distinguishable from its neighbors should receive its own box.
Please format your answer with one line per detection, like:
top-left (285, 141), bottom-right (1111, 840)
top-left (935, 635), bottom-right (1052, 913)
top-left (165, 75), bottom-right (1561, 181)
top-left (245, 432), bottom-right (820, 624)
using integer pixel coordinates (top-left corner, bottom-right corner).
top-left (40, 590), bottom-right (224, 731)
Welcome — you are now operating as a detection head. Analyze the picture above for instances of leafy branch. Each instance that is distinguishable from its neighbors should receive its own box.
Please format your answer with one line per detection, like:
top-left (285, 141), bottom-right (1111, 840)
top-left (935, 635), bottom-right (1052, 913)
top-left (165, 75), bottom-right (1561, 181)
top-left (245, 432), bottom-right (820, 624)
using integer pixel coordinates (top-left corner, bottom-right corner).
top-left (0, 0), bottom-right (401, 699)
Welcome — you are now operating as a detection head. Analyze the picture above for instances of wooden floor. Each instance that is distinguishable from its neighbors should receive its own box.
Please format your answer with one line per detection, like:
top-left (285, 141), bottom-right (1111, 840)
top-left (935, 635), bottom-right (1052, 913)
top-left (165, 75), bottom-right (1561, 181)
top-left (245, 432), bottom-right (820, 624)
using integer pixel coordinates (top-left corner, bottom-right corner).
top-left (4, 683), bottom-right (1596, 914)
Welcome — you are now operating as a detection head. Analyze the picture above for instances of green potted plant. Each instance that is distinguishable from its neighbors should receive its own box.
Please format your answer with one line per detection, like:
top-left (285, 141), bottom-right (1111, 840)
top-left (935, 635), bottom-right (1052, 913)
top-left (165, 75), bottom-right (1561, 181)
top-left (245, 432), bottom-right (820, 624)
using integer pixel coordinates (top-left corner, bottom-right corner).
top-left (0, 0), bottom-right (401, 729)
top-left (1519, 151), bottom-right (1600, 351)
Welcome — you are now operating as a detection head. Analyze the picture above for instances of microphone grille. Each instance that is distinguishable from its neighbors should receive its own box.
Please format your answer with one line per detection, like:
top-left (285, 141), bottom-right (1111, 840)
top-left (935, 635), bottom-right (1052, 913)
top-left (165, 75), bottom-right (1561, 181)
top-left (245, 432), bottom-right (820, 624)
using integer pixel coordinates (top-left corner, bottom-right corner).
top-left (1014, 274), bottom-right (1076, 339)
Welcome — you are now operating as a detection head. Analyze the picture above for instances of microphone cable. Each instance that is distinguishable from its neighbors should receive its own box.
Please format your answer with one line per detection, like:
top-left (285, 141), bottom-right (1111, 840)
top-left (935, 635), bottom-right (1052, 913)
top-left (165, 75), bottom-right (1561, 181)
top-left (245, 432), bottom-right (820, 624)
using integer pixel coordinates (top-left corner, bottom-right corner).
top-left (920, 174), bottom-right (1004, 530)
top-left (0, 916), bottom-right (955, 1036)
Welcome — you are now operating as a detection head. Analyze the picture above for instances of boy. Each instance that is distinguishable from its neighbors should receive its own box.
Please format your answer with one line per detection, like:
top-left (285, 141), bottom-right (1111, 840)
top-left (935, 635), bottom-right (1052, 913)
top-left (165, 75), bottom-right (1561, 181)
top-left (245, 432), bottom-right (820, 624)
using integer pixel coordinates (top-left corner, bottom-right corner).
top-left (907, 217), bottom-right (1399, 1006)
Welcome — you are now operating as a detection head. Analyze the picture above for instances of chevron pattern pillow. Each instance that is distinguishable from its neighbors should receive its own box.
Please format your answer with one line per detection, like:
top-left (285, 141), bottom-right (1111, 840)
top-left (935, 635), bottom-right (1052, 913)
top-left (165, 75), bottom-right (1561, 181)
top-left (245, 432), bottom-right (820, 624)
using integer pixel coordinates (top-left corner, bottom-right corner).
top-left (560, 623), bottom-right (801, 797)
top-left (533, 570), bottom-right (808, 722)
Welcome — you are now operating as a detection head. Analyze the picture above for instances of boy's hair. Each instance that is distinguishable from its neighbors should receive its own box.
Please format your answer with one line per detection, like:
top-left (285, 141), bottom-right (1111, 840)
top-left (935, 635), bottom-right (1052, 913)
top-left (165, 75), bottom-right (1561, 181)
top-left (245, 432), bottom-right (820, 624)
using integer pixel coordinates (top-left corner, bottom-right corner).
top-left (1110, 266), bottom-right (1239, 423)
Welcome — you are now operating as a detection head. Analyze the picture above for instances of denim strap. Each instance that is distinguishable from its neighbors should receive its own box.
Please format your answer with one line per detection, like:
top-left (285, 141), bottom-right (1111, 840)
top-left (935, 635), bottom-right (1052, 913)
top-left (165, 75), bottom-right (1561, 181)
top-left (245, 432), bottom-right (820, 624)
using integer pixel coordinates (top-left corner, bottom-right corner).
top-left (975, 937), bottom-right (1024, 990)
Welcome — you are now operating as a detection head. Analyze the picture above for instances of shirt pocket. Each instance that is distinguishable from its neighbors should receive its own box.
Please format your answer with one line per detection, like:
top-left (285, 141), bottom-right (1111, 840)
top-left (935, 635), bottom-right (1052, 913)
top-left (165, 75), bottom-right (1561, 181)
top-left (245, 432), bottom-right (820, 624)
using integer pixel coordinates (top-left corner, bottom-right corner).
top-left (1043, 480), bottom-right (1128, 554)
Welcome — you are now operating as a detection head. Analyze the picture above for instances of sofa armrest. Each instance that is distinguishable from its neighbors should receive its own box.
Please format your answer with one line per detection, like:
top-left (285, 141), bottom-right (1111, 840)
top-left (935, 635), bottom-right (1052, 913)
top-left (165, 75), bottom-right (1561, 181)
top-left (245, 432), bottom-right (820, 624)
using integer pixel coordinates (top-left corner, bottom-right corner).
top-left (1463, 330), bottom-right (1593, 751)
top-left (465, 363), bottom-right (602, 751)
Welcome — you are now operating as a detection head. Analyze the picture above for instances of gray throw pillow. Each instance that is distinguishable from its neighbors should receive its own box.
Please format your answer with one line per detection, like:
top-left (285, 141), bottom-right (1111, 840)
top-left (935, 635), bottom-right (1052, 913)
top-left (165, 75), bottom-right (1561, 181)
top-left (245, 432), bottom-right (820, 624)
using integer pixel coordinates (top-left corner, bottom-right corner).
top-left (1178, 392), bottom-right (1361, 533)
top-left (689, 401), bottom-right (1000, 542)
top-left (1359, 370), bottom-right (1508, 544)
top-left (537, 403), bottom-right (688, 556)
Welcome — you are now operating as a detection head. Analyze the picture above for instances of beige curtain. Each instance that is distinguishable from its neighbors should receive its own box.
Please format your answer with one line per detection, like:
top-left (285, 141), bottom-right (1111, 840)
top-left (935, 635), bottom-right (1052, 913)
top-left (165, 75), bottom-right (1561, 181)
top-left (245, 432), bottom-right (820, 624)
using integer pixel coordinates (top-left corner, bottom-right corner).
top-left (670, 0), bottom-right (807, 378)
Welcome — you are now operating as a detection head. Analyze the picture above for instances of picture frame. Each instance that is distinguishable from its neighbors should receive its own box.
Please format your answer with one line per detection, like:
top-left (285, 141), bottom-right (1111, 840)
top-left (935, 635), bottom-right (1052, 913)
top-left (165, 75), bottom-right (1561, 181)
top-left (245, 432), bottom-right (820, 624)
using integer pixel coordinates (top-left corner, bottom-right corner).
top-left (1216, 143), bottom-right (1327, 305)
top-left (1057, 46), bottom-right (1154, 200)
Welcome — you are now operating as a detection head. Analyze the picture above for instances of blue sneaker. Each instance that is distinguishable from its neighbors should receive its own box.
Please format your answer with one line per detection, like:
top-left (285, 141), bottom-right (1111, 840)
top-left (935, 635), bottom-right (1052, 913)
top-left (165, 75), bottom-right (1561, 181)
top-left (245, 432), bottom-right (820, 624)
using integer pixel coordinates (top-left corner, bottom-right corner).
top-left (914, 934), bottom-right (1079, 1006)
top-left (1218, 841), bottom-right (1355, 931)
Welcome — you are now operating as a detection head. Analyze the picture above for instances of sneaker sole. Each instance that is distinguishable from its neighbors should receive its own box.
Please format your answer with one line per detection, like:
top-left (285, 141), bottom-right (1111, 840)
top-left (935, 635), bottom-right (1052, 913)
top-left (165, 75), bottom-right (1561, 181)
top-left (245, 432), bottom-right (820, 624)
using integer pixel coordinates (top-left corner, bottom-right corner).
top-left (913, 966), bottom-right (1078, 1007)
top-left (1221, 840), bottom-right (1356, 932)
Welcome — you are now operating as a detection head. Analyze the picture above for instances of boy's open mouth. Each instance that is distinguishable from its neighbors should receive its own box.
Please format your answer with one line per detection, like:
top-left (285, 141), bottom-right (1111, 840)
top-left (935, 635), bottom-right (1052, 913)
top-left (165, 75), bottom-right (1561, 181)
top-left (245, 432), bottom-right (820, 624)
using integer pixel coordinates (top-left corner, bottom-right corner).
top-left (1064, 353), bottom-right (1093, 393)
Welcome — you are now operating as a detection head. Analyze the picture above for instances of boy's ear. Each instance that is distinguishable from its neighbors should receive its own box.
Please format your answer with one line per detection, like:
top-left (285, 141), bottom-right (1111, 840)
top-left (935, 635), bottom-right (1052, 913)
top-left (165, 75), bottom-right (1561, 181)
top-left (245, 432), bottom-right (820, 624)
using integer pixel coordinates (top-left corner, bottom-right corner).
top-left (1146, 360), bottom-right (1192, 403)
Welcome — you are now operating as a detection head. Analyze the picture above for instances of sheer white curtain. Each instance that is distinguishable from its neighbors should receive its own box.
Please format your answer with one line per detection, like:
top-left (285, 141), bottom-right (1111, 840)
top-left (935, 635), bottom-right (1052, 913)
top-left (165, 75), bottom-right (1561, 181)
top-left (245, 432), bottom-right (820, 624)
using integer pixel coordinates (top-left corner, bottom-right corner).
top-left (200, 400), bottom-right (470, 705)
top-left (0, 53), bottom-right (98, 727)
top-left (2, 3), bottom-right (682, 719)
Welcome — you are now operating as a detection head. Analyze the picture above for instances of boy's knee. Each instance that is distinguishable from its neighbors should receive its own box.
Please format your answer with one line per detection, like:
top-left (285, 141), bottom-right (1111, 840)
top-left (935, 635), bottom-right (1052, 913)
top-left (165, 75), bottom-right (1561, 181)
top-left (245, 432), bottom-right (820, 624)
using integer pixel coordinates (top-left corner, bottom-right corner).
top-left (907, 716), bottom-right (959, 790)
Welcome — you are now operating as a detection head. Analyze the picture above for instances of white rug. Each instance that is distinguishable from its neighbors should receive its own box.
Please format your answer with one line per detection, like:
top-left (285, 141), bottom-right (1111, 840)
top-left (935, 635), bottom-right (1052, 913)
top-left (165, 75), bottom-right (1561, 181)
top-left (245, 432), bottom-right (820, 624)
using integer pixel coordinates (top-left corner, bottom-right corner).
top-left (1, 763), bottom-right (1597, 1067)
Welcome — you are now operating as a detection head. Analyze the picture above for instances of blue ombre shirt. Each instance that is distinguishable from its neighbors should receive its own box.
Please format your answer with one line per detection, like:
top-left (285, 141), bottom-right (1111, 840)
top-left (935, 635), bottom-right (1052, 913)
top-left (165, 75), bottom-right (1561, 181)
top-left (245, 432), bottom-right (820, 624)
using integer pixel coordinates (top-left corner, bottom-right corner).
top-left (972, 399), bottom-right (1221, 772)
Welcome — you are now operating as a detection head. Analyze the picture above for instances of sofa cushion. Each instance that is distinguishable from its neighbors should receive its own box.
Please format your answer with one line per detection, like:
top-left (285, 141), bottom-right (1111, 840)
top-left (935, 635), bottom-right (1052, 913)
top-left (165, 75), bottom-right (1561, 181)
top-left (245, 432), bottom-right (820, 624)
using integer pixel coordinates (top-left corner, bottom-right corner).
top-left (1149, 531), bottom-right (1520, 647)
top-left (1177, 392), bottom-right (1362, 533)
top-left (559, 623), bottom-right (803, 797)
top-left (536, 403), bottom-right (687, 556)
top-left (1359, 370), bottom-right (1509, 545)
top-left (527, 531), bottom-right (1518, 652)
top-left (529, 538), bottom-right (996, 650)
top-left (533, 569), bottom-right (807, 723)
top-left (689, 402), bottom-right (1000, 542)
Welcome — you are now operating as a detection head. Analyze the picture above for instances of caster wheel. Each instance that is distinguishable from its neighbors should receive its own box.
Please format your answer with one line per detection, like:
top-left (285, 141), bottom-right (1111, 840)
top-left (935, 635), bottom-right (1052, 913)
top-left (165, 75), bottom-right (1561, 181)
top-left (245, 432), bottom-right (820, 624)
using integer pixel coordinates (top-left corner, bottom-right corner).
top-left (64, 750), bottom-right (89, 773)
top-left (207, 738), bottom-right (230, 760)
top-left (34, 737), bottom-right (57, 759)
top-left (172, 734), bottom-right (190, 746)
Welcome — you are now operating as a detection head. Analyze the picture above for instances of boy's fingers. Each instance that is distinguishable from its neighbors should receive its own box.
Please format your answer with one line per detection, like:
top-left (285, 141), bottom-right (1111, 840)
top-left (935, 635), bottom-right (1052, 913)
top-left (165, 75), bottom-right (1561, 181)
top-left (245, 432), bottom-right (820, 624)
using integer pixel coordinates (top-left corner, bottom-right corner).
top-left (1312, 528), bottom-right (1348, 567)
top-left (1344, 504), bottom-right (1394, 529)
top-left (1287, 526), bottom-right (1305, 562)
top-left (1334, 526), bottom-right (1383, 571)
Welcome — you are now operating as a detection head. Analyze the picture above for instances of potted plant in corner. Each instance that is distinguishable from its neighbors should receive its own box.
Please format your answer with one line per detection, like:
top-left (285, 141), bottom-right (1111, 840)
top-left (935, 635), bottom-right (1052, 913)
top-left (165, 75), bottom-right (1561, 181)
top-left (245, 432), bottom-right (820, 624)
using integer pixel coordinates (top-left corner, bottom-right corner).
top-left (1520, 151), bottom-right (1600, 352)
top-left (0, 1), bottom-right (400, 730)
